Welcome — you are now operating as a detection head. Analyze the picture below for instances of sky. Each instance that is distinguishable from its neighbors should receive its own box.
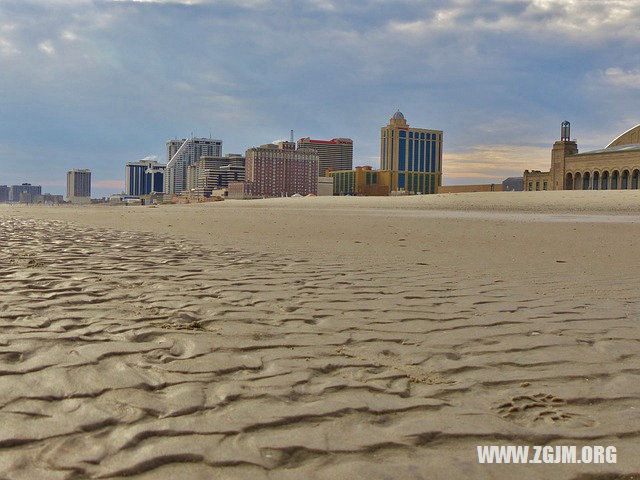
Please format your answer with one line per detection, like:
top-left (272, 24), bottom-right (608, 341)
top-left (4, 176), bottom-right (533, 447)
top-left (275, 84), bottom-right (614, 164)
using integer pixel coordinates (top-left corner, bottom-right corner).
top-left (1, 0), bottom-right (639, 197)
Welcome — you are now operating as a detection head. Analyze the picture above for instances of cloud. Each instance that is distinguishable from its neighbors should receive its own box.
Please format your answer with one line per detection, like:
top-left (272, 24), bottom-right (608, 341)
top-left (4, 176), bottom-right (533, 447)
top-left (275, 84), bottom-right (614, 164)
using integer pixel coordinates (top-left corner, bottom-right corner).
top-left (601, 67), bottom-right (640, 89)
top-left (0, 37), bottom-right (18, 55)
top-left (37, 40), bottom-right (55, 55)
top-left (444, 145), bottom-right (550, 179)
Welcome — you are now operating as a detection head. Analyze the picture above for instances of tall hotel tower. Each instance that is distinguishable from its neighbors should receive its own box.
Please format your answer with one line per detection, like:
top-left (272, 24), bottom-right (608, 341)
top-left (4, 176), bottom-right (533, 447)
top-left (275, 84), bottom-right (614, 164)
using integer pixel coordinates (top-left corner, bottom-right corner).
top-left (66, 169), bottom-right (91, 204)
top-left (297, 137), bottom-right (353, 176)
top-left (164, 137), bottom-right (222, 195)
top-left (381, 111), bottom-right (442, 194)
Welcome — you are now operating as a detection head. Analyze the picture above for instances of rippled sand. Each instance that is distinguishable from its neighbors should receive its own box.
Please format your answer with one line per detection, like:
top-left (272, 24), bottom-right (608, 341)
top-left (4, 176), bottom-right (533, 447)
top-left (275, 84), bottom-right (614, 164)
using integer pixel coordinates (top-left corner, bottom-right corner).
top-left (1, 193), bottom-right (640, 479)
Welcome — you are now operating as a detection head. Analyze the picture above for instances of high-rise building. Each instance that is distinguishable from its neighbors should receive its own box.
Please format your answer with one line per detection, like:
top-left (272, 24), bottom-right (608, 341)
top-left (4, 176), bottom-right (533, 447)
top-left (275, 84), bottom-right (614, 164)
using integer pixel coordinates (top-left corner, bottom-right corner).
top-left (67, 169), bottom-right (91, 204)
top-left (186, 155), bottom-right (245, 197)
top-left (228, 142), bottom-right (318, 198)
top-left (381, 110), bottom-right (443, 194)
top-left (0, 185), bottom-right (9, 203)
top-left (125, 159), bottom-right (166, 196)
top-left (10, 183), bottom-right (41, 202)
top-left (164, 137), bottom-right (223, 195)
top-left (297, 137), bottom-right (353, 176)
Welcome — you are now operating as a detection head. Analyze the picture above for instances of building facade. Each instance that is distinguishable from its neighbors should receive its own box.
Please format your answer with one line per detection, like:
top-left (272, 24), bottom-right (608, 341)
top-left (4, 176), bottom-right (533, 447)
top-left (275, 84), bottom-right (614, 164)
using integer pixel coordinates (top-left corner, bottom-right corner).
top-left (67, 169), bottom-right (91, 204)
top-left (524, 122), bottom-right (640, 191)
top-left (165, 137), bottom-right (223, 195)
top-left (0, 185), bottom-right (8, 203)
top-left (125, 160), bottom-right (165, 196)
top-left (297, 137), bottom-right (353, 176)
top-left (228, 142), bottom-right (318, 199)
top-left (328, 166), bottom-right (393, 196)
top-left (381, 110), bottom-right (443, 194)
top-left (184, 154), bottom-right (246, 197)
top-left (10, 183), bottom-right (41, 202)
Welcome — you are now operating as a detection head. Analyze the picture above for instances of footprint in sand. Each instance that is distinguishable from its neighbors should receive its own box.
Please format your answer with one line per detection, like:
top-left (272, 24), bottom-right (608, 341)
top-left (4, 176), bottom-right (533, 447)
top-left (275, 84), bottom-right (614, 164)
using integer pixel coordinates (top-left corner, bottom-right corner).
top-left (496, 393), bottom-right (594, 427)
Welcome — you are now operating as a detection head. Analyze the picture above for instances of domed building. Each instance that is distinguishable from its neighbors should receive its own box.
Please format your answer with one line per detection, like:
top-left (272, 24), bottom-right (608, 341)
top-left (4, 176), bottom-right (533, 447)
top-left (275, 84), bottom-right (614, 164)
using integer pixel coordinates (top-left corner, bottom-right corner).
top-left (327, 111), bottom-right (443, 195)
top-left (524, 122), bottom-right (640, 191)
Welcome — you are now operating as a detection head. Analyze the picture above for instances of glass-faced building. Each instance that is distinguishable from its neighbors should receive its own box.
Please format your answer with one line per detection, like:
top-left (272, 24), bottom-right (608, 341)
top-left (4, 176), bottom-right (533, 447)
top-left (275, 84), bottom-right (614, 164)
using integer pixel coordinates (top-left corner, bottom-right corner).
top-left (125, 160), bottom-right (166, 196)
top-left (380, 111), bottom-right (443, 194)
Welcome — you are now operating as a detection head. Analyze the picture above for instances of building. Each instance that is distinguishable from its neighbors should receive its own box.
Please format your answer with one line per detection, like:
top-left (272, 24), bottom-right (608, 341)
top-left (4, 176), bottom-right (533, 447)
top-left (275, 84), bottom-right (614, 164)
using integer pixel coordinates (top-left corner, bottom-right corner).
top-left (502, 177), bottom-right (524, 192)
top-left (125, 159), bottom-right (165, 196)
top-left (228, 142), bottom-right (318, 199)
top-left (297, 137), bottom-right (353, 175)
top-left (523, 121), bottom-right (640, 191)
top-left (165, 137), bottom-right (223, 195)
top-left (0, 185), bottom-right (8, 203)
top-left (381, 110), bottom-right (443, 194)
top-left (438, 184), bottom-right (502, 193)
top-left (328, 166), bottom-right (393, 196)
top-left (34, 193), bottom-right (64, 204)
top-left (318, 177), bottom-right (333, 196)
top-left (67, 169), bottom-right (91, 204)
top-left (187, 155), bottom-right (245, 197)
top-left (10, 183), bottom-right (41, 202)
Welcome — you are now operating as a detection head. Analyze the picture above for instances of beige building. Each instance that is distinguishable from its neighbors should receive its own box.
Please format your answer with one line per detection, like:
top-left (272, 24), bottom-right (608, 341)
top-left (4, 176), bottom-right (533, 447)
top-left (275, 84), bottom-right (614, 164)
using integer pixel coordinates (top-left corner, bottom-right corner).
top-left (297, 137), bottom-right (353, 175)
top-left (66, 169), bottom-right (91, 204)
top-left (524, 122), bottom-right (640, 191)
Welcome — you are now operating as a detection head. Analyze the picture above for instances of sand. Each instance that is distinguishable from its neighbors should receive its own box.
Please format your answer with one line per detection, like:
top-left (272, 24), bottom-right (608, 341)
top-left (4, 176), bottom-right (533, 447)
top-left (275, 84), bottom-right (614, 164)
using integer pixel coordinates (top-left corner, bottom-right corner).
top-left (0, 190), bottom-right (639, 479)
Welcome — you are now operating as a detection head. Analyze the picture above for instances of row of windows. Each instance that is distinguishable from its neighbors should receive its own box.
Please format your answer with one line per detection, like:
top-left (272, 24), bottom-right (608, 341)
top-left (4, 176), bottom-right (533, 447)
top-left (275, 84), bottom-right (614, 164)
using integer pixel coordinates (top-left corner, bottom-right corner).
top-left (527, 181), bottom-right (548, 191)
top-left (397, 173), bottom-right (436, 194)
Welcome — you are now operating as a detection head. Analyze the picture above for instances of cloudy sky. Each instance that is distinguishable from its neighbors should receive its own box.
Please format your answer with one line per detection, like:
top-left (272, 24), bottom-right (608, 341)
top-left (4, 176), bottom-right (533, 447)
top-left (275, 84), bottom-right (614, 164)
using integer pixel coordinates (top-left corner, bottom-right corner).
top-left (1, 0), bottom-right (639, 196)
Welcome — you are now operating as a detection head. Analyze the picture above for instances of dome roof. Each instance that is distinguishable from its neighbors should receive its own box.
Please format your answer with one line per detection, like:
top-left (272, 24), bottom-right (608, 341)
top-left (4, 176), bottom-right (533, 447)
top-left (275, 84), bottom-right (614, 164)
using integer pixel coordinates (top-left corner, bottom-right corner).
top-left (606, 124), bottom-right (640, 148)
top-left (392, 110), bottom-right (405, 120)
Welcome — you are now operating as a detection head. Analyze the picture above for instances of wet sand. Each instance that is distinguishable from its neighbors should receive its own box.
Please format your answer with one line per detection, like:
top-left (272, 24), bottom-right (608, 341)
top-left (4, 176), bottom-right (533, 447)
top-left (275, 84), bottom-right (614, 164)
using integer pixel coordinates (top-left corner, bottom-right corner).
top-left (1, 191), bottom-right (639, 479)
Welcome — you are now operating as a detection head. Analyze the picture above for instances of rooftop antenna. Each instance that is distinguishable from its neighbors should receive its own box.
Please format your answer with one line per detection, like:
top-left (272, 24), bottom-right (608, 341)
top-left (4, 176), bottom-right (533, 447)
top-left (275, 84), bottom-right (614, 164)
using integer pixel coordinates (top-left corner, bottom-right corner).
top-left (290, 130), bottom-right (294, 143)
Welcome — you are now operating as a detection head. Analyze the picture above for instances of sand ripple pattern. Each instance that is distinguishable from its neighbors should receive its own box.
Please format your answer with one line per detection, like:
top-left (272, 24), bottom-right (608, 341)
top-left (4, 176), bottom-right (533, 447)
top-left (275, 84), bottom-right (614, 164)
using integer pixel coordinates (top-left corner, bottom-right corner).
top-left (0, 218), bottom-right (639, 479)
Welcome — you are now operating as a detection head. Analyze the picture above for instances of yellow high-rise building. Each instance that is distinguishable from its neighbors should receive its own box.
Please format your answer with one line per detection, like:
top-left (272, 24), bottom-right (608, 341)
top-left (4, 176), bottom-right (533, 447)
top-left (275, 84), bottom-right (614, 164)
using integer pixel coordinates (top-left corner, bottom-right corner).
top-left (381, 111), bottom-right (443, 193)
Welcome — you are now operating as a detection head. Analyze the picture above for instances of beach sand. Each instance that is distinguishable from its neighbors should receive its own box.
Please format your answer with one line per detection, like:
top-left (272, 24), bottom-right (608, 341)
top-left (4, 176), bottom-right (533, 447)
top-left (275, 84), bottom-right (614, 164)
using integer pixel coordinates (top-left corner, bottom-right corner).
top-left (1, 190), bottom-right (639, 479)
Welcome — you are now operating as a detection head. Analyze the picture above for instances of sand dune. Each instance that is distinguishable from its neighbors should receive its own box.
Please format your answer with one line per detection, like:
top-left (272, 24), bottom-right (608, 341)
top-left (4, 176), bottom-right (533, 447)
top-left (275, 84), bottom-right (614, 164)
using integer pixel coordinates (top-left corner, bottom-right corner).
top-left (1, 193), bottom-right (639, 479)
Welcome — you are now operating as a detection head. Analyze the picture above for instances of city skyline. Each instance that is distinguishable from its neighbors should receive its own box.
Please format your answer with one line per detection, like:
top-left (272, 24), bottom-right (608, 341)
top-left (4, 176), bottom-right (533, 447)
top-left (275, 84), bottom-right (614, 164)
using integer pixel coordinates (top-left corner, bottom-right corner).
top-left (1, 1), bottom-right (639, 197)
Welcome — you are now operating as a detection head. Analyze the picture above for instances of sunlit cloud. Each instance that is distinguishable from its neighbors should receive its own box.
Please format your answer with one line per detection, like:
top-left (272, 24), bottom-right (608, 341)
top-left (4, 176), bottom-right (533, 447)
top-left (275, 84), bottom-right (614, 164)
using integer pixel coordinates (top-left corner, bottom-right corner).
top-left (444, 145), bottom-right (550, 179)
top-left (37, 40), bottom-right (55, 55)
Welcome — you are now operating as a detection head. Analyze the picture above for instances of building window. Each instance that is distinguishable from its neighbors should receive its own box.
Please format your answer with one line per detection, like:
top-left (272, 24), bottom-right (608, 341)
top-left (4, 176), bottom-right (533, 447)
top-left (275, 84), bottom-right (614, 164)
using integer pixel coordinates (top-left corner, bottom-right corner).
top-left (543, 181), bottom-right (548, 190)
top-left (528, 182), bottom-right (533, 191)
top-left (535, 181), bottom-right (540, 191)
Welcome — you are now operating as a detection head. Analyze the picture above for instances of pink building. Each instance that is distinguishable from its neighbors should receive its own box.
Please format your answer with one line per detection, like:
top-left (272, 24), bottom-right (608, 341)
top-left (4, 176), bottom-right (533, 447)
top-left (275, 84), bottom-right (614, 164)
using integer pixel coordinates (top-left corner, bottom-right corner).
top-left (228, 142), bottom-right (319, 199)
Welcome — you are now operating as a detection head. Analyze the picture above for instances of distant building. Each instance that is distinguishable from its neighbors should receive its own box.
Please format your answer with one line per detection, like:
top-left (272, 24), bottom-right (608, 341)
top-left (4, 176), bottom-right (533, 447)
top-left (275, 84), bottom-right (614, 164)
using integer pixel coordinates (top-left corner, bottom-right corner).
top-left (0, 185), bottom-right (8, 203)
top-left (438, 184), bottom-right (502, 193)
top-left (228, 141), bottom-right (318, 199)
top-left (297, 137), bottom-right (353, 175)
top-left (186, 155), bottom-right (245, 197)
top-left (67, 169), bottom-right (91, 204)
top-left (502, 177), bottom-right (524, 191)
top-left (328, 166), bottom-right (393, 196)
top-left (10, 183), bottom-right (41, 202)
top-left (165, 137), bottom-right (223, 195)
top-left (34, 193), bottom-right (64, 204)
top-left (318, 176), bottom-right (334, 196)
top-left (381, 110), bottom-right (443, 194)
top-left (125, 159), bottom-right (165, 196)
top-left (523, 121), bottom-right (640, 191)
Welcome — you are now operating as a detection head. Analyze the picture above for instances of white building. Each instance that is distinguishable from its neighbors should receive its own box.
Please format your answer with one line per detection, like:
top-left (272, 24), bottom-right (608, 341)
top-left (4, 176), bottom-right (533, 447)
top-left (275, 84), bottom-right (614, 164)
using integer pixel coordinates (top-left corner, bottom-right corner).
top-left (164, 137), bottom-right (222, 195)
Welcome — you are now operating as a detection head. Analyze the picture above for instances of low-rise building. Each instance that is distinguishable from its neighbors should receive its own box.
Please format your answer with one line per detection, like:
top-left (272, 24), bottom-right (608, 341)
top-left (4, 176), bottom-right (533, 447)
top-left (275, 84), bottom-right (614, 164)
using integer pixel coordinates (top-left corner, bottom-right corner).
top-left (328, 166), bottom-right (392, 196)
